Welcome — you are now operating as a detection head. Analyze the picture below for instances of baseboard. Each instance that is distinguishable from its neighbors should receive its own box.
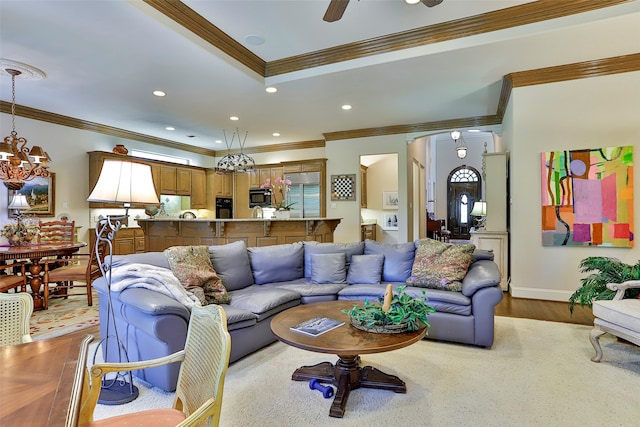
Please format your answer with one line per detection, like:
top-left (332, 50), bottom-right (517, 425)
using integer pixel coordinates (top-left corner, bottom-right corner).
top-left (509, 285), bottom-right (573, 302)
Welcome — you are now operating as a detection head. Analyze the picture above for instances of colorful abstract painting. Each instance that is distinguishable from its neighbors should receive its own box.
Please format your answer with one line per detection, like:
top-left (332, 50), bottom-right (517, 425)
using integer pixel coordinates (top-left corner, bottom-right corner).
top-left (541, 146), bottom-right (633, 247)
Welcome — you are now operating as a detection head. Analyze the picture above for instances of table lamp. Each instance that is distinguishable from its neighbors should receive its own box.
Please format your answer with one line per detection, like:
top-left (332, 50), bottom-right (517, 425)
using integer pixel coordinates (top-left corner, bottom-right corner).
top-left (470, 201), bottom-right (487, 230)
top-left (87, 159), bottom-right (159, 404)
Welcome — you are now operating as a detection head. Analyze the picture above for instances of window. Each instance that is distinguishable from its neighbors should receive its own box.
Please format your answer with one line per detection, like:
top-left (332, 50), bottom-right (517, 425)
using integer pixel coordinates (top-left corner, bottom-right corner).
top-left (130, 149), bottom-right (190, 165)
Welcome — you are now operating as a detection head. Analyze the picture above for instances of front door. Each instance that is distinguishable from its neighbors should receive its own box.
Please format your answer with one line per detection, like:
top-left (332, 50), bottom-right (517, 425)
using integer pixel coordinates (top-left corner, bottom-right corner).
top-left (447, 166), bottom-right (481, 240)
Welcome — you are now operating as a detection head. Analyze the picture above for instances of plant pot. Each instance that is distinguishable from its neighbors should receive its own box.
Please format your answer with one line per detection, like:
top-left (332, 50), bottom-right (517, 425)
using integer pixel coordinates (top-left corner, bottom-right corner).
top-left (274, 210), bottom-right (291, 219)
top-left (349, 317), bottom-right (412, 334)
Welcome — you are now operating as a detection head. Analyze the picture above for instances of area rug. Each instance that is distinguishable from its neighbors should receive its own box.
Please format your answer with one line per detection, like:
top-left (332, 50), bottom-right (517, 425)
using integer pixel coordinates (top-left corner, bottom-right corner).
top-left (92, 316), bottom-right (640, 425)
top-left (30, 290), bottom-right (99, 341)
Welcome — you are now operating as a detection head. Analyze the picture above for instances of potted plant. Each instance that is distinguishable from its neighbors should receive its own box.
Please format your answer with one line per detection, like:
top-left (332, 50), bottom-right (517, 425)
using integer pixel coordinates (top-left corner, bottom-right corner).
top-left (343, 285), bottom-right (436, 333)
top-left (260, 176), bottom-right (295, 218)
top-left (568, 256), bottom-right (640, 314)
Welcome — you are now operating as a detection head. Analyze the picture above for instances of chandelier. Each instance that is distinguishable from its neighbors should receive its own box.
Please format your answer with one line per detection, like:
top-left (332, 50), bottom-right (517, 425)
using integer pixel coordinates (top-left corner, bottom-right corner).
top-left (0, 63), bottom-right (51, 190)
top-left (450, 131), bottom-right (468, 159)
top-left (215, 128), bottom-right (256, 174)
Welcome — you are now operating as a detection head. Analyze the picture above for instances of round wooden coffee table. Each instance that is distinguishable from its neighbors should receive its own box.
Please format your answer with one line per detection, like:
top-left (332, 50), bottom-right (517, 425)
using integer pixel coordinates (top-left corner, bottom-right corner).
top-left (270, 300), bottom-right (426, 418)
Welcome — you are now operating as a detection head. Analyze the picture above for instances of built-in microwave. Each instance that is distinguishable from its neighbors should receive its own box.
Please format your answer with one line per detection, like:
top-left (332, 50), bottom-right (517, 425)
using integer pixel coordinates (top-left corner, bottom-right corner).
top-left (249, 189), bottom-right (271, 208)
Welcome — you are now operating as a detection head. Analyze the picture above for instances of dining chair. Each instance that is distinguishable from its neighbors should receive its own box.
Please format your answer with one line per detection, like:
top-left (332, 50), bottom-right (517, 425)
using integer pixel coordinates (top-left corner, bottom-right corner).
top-left (39, 220), bottom-right (75, 244)
top-left (0, 292), bottom-right (34, 347)
top-left (0, 261), bottom-right (27, 294)
top-left (41, 239), bottom-right (106, 309)
top-left (75, 304), bottom-right (232, 427)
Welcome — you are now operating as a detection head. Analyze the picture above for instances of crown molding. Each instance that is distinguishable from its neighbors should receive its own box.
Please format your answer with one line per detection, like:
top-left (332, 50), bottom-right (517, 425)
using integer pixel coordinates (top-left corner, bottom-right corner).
top-left (0, 101), bottom-right (217, 157)
top-left (145, 0), bottom-right (630, 78)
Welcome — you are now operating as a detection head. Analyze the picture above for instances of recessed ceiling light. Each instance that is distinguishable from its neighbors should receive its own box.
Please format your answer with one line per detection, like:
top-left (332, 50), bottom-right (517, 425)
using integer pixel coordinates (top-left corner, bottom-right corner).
top-left (153, 90), bottom-right (166, 97)
top-left (215, 140), bottom-right (223, 144)
top-left (230, 116), bottom-right (239, 121)
top-left (405, 0), bottom-right (421, 4)
top-left (265, 87), bottom-right (277, 93)
top-left (165, 126), bottom-right (175, 131)
top-left (341, 104), bottom-right (352, 110)
top-left (468, 129), bottom-right (480, 132)
top-left (272, 132), bottom-right (280, 137)
top-left (245, 34), bottom-right (265, 46)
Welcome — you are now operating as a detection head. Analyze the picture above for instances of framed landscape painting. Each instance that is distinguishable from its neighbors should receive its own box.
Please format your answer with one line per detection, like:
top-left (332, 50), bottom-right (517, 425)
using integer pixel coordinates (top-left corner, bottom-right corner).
top-left (540, 146), bottom-right (633, 247)
top-left (8, 174), bottom-right (55, 217)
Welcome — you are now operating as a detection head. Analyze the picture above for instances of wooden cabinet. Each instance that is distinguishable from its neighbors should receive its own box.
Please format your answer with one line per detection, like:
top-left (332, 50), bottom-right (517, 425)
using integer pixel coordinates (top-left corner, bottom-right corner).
top-left (88, 151), bottom-right (209, 209)
top-left (159, 166), bottom-right (177, 194)
top-left (360, 165), bottom-right (368, 208)
top-left (176, 167), bottom-right (191, 195)
top-left (89, 227), bottom-right (145, 256)
top-left (190, 169), bottom-right (206, 209)
top-left (361, 223), bottom-right (376, 241)
top-left (213, 173), bottom-right (233, 197)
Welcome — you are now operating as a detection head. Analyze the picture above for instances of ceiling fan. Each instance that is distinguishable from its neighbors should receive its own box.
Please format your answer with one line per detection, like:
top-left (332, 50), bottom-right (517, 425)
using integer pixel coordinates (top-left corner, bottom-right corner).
top-left (324, 0), bottom-right (444, 23)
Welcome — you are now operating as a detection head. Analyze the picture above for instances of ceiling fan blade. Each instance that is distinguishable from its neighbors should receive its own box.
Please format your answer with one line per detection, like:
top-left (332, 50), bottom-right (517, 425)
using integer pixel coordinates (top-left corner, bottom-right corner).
top-left (324, 0), bottom-right (349, 22)
top-left (421, 0), bottom-right (444, 7)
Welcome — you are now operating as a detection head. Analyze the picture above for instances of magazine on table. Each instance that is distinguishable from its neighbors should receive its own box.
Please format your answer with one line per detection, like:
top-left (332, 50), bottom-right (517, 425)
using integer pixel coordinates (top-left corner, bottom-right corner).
top-left (290, 316), bottom-right (345, 337)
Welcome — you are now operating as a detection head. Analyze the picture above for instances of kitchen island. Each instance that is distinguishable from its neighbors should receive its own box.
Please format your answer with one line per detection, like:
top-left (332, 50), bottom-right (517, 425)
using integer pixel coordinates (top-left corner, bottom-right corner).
top-left (136, 217), bottom-right (342, 251)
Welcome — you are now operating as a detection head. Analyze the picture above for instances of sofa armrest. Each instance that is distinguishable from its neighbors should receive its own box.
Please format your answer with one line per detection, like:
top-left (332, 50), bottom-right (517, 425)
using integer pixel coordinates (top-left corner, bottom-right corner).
top-left (461, 260), bottom-right (501, 297)
top-left (118, 288), bottom-right (191, 321)
top-left (607, 280), bottom-right (640, 300)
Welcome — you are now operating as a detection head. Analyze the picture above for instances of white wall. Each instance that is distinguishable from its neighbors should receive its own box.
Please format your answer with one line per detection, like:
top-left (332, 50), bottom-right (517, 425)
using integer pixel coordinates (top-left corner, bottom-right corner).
top-left (0, 113), bottom-right (216, 246)
top-left (326, 135), bottom-right (409, 243)
top-left (509, 71), bottom-right (640, 301)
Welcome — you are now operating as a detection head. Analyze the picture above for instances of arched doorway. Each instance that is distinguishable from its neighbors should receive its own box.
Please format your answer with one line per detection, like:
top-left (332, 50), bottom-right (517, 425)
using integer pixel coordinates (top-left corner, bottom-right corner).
top-left (447, 166), bottom-right (481, 239)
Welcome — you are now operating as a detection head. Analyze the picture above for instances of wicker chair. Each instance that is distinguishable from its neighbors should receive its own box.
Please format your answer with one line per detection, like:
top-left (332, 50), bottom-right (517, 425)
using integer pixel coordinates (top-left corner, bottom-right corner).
top-left (0, 292), bottom-right (34, 347)
top-left (76, 304), bottom-right (231, 427)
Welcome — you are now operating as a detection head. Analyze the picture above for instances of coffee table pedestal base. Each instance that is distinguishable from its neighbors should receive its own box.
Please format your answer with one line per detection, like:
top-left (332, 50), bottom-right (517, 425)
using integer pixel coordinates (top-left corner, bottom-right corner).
top-left (291, 355), bottom-right (406, 418)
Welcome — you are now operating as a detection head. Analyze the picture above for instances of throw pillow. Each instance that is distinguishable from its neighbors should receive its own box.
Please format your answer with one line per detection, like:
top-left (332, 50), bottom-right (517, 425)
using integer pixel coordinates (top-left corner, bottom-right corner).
top-left (208, 241), bottom-right (254, 291)
top-left (303, 241), bottom-right (365, 278)
top-left (248, 242), bottom-right (304, 285)
top-left (364, 240), bottom-right (415, 282)
top-left (310, 253), bottom-right (346, 284)
top-left (346, 254), bottom-right (384, 284)
top-left (406, 238), bottom-right (475, 292)
top-left (164, 246), bottom-right (230, 304)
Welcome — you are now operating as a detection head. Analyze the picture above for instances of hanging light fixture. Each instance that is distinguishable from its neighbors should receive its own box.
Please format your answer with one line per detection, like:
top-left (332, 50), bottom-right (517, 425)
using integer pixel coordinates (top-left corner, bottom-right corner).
top-left (0, 62), bottom-right (51, 190)
top-left (215, 128), bottom-right (256, 174)
top-left (450, 131), bottom-right (468, 159)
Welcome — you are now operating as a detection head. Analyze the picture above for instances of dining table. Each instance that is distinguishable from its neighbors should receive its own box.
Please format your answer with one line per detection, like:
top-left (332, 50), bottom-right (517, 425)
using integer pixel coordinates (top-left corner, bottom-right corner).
top-left (0, 242), bottom-right (87, 310)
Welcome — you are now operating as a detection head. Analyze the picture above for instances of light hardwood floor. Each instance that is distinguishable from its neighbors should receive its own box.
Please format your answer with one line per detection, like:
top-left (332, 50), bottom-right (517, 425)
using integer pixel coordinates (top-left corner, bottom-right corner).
top-left (495, 292), bottom-right (594, 326)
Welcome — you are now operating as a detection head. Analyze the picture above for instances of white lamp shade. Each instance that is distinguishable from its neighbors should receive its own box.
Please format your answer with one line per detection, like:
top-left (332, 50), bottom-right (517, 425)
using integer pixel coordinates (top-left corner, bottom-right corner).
top-left (456, 146), bottom-right (468, 159)
top-left (8, 194), bottom-right (30, 209)
top-left (470, 201), bottom-right (487, 216)
top-left (87, 160), bottom-right (159, 204)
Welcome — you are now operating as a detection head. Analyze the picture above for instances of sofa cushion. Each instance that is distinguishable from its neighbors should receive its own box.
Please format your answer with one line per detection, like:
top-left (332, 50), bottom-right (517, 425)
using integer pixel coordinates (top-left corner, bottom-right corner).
top-left (407, 238), bottom-right (475, 292)
top-left (112, 252), bottom-right (171, 270)
top-left (303, 241), bottom-right (365, 278)
top-left (228, 285), bottom-right (300, 321)
top-left (347, 254), bottom-right (384, 284)
top-left (219, 304), bottom-right (258, 331)
top-left (364, 240), bottom-right (415, 282)
top-left (164, 246), bottom-right (230, 304)
top-left (248, 242), bottom-right (304, 285)
top-left (208, 241), bottom-right (254, 291)
top-left (310, 253), bottom-right (346, 284)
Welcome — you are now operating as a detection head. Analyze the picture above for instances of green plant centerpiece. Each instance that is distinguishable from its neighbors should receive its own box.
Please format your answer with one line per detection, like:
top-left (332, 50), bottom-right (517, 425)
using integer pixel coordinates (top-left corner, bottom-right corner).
top-left (568, 256), bottom-right (640, 314)
top-left (343, 285), bottom-right (436, 334)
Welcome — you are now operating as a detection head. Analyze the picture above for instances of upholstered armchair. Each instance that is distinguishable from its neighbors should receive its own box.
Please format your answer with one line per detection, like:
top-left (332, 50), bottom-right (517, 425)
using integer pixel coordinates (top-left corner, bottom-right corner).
top-left (590, 280), bottom-right (640, 362)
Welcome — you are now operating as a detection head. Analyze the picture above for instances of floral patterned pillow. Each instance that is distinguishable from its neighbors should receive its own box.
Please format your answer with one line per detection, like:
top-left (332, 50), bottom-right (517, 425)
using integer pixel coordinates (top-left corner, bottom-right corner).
top-left (406, 238), bottom-right (475, 292)
top-left (164, 246), bottom-right (230, 305)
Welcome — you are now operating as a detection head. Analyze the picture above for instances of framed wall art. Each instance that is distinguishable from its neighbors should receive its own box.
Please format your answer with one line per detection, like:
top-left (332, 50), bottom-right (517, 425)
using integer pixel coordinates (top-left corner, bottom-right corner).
top-left (8, 174), bottom-right (56, 217)
top-left (382, 211), bottom-right (399, 230)
top-left (331, 174), bottom-right (356, 201)
top-left (382, 191), bottom-right (399, 209)
top-left (541, 146), bottom-right (633, 247)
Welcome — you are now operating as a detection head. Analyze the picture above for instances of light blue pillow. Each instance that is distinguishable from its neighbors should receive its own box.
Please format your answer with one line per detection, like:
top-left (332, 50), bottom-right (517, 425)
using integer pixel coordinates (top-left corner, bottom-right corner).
top-left (310, 253), bottom-right (346, 284)
top-left (347, 254), bottom-right (384, 284)
top-left (248, 242), bottom-right (304, 285)
top-left (364, 240), bottom-right (416, 282)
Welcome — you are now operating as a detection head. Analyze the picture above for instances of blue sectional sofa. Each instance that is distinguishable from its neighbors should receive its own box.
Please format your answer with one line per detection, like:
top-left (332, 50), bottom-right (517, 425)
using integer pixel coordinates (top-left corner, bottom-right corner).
top-left (94, 239), bottom-right (503, 392)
